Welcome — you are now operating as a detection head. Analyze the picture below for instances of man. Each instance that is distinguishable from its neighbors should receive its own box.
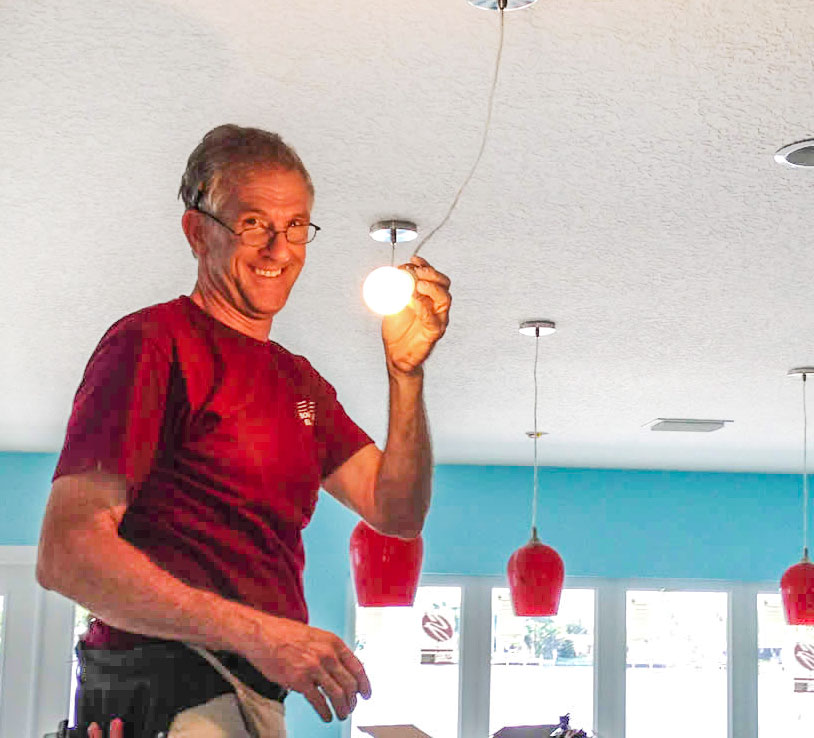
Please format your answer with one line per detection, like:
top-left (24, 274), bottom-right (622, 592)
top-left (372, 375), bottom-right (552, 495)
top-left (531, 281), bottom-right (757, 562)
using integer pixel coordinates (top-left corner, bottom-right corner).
top-left (36, 124), bottom-right (451, 738)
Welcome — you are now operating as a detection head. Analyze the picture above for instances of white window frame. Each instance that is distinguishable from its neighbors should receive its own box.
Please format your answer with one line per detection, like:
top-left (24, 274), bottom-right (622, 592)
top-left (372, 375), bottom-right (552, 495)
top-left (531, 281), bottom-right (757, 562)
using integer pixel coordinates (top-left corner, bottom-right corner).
top-left (347, 575), bottom-right (772, 738)
top-left (0, 547), bottom-right (76, 738)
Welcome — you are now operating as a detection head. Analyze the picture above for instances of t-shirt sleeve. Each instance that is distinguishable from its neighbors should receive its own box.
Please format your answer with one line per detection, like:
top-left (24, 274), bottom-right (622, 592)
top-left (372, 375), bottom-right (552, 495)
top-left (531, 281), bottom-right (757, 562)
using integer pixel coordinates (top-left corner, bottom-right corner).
top-left (53, 314), bottom-right (172, 492)
top-left (309, 369), bottom-right (374, 480)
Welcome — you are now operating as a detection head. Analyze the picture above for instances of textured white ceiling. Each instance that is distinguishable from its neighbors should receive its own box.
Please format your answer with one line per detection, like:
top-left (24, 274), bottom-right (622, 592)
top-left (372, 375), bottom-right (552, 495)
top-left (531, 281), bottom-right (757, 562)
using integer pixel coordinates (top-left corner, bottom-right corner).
top-left (3, 0), bottom-right (814, 472)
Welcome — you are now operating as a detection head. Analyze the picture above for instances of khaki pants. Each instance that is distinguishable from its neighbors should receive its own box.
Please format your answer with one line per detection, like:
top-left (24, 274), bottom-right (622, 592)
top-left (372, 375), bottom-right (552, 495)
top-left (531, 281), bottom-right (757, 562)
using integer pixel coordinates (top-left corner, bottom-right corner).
top-left (168, 646), bottom-right (287, 738)
top-left (168, 692), bottom-right (286, 737)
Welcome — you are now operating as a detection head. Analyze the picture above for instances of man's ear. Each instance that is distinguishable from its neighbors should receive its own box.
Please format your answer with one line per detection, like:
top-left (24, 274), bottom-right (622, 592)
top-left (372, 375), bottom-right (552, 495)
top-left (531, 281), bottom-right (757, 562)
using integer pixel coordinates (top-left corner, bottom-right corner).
top-left (181, 210), bottom-right (207, 259)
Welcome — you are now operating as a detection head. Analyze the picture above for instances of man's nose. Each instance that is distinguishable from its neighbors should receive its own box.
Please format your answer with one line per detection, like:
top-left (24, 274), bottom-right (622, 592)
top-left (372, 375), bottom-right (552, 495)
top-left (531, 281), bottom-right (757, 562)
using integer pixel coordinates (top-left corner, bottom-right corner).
top-left (261, 230), bottom-right (291, 258)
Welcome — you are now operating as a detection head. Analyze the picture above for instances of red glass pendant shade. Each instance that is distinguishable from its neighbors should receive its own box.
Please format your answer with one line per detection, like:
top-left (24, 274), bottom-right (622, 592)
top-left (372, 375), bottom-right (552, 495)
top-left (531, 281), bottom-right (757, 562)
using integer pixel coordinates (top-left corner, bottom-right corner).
top-left (781, 555), bottom-right (814, 625)
top-left (350, 520), bottom-right (423, 607)
top-left (507, 529), bottom-right (565, 616)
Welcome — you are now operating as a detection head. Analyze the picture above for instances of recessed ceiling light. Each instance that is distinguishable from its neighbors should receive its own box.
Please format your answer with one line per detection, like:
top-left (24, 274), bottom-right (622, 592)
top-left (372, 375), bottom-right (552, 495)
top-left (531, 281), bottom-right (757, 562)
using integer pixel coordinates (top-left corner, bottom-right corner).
top-left (774, 140), bottom-right (814, 169)
top-left (644, 418), bottom-right (733, 433)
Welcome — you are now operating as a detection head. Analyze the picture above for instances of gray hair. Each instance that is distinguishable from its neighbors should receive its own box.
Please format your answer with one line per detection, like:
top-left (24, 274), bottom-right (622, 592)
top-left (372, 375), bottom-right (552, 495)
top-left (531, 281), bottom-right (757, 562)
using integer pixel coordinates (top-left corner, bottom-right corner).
top-left (178, 124), bottom-right (314, 213)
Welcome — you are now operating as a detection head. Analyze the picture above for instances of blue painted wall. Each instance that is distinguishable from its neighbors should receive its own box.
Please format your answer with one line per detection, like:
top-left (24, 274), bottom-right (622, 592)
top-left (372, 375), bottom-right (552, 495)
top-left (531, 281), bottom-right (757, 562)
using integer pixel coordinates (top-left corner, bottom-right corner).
top-left (0, 452), bottom-right (56, 545)
top-left (0, 453), bottom-right (804, 735)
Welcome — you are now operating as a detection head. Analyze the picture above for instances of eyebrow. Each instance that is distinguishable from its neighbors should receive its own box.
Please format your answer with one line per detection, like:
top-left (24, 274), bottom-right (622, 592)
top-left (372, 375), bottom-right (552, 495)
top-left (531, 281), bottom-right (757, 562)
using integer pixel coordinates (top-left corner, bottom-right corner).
top-left (237, 208), bottom-right (310, 220)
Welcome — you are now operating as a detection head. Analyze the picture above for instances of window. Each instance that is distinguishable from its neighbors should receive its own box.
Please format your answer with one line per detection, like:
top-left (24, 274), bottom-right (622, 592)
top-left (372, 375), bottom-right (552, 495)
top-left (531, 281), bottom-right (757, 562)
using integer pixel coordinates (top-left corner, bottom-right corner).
top-left (350, 586), bottom-right (461, 738)
top-left (757, 592), bottom-right (814, 735)
top-left (68, 605), bottom-right (91, 726)
top-left (490, 588), bottom-right (594, 734)
top-left (626, 590), bottom-right (728, 738)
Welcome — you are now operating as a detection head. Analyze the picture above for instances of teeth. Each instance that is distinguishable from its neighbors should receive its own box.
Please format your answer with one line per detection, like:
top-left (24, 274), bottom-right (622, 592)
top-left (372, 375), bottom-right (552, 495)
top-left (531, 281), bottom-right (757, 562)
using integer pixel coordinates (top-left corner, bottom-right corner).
top-left (254, 267), bottom-right (282, 278)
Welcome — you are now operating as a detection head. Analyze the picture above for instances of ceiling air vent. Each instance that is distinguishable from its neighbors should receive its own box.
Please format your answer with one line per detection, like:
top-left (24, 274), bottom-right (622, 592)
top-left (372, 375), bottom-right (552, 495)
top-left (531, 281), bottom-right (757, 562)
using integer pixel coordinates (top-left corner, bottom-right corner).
top-left (644, 418), bottom-right (733, 433)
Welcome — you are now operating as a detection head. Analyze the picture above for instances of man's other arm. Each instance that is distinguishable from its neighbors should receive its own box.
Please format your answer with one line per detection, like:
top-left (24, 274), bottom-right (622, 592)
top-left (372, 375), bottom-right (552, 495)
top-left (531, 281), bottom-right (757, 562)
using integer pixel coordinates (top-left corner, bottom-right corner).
top-left (36, 470), bottom-right (369, 722)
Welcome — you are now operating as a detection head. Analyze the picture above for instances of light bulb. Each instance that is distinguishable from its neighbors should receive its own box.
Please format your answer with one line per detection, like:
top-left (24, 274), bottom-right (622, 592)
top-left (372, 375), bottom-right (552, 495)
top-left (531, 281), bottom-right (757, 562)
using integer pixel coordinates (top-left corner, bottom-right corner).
top-left (363, 266), bottom-right (415, 315)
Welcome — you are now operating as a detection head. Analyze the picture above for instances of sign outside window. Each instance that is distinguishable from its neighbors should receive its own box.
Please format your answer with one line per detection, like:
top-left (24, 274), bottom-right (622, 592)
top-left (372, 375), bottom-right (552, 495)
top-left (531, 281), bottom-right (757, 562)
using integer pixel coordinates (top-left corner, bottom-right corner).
top-left (420, 610), bottom-right (458, 665)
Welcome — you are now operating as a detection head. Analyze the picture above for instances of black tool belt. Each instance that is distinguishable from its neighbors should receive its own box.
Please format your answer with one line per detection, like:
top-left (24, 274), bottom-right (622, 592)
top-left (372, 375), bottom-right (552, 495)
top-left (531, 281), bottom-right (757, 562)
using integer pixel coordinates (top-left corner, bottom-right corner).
top-left (56, 640), bottom-right (286, 738)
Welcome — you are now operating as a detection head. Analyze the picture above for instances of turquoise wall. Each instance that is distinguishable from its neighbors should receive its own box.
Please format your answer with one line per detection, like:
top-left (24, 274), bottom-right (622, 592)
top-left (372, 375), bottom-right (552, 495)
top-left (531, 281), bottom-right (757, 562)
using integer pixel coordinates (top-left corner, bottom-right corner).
top-left (0, 452), bottom-right (55, 545)
top-left (0, 453), bottom-right (804, 735)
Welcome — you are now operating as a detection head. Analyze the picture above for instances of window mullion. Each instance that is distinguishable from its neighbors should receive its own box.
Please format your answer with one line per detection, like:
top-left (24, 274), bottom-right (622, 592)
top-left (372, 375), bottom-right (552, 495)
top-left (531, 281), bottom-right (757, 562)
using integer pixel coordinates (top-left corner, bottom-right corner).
top-left (594, 580), bottom-right (626, 738)
top-left (458, 578), bottom-right (493, 738)
top-left (728, 583), bottom-right (758, 738)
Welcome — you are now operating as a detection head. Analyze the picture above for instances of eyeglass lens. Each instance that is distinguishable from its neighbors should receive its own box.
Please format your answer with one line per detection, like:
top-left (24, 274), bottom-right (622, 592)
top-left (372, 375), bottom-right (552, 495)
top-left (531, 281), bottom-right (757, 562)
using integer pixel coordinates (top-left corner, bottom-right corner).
top-left (241, 224), bottom-right (316, 246)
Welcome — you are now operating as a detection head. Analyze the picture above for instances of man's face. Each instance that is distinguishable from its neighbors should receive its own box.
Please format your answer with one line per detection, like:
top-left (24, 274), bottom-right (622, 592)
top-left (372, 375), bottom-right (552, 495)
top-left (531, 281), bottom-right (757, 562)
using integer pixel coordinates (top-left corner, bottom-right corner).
top-left (198, 166), bottom-right (312, 320)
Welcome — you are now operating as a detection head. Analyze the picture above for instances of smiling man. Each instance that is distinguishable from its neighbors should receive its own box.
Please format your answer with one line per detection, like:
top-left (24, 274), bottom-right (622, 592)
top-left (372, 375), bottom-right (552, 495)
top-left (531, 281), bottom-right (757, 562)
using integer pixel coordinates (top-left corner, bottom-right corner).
top-left (36, 125), bottom-right (451, 738)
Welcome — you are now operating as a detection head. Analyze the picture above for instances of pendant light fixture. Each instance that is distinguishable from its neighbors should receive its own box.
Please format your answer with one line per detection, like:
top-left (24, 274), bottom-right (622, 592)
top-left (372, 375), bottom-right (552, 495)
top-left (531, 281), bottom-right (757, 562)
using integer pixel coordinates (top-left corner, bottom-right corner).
top-left (353, 219), bottom-right (423, 605)
top-left (781, 368), bottom-right (814, 625)
top-left (468, 0), bottom-right (537, 9)
top-left (350, 521), bottom-right (424, 607)
top-left (507, 320), bottom-right (565, 616)
top-left (358, 0), bottom-right (524, 315)
top-left (362, 220), bottom-right (418, 316)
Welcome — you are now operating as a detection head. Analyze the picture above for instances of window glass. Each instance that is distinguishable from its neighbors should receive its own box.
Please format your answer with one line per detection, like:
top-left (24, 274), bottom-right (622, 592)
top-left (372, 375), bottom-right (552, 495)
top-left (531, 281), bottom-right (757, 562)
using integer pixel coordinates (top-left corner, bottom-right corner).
top-left (490, 588), bottom-right (595, 734)
top-left (626, 591), bottom-right (727, 738)
top-left (350, 586), bottom-right (461, 738)
top-left (68, 605), bottom-right (91, 726)
top-left (757, 592), bottom-right (814, 735)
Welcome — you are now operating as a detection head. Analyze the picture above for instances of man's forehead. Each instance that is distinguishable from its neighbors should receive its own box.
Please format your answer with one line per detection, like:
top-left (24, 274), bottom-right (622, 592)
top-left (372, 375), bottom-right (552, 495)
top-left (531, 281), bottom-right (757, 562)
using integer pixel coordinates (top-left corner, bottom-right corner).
top-left (224, 168), bottom-right (312, 212)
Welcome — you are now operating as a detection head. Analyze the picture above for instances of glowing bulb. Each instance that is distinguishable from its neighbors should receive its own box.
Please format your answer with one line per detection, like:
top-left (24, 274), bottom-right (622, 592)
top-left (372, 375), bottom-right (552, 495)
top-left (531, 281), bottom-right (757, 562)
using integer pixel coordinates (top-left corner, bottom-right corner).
top-left (363, 266), bottom-right (415, 315)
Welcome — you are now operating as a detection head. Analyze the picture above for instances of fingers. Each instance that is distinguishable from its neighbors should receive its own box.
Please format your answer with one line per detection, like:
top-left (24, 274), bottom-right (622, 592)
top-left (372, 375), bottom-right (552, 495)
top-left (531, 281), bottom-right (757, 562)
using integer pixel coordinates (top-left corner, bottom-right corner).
top-left (402, 257), bottom-right (451, 326)
top-left (316, 664), bottom-right (354, 720)
top-left (415, 279), bottom-right (452, 316)
top-left (410, 293), bottom-right (442, 331)
top-left (307, 641), bottom-right (371, 722)
top-left (315, 643), bottom-right (369, 720)
top-left (251, 618), bottom-right (371, 724)
top-left (339, 648), bottom-right (372, 700)
top-left (402, 256), bottom-right (451, 290)
top-left (294, 654), bottom-right (363, 722)
top-left (302, 684), bottom-right (333, 723)
top-left (87, 723), bottom-right (102, 738)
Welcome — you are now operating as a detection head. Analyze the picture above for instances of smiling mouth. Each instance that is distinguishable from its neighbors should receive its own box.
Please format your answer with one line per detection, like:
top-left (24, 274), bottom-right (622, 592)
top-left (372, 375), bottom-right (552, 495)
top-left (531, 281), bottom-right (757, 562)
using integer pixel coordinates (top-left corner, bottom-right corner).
top-left (253, 266), bottom-right (283, 278)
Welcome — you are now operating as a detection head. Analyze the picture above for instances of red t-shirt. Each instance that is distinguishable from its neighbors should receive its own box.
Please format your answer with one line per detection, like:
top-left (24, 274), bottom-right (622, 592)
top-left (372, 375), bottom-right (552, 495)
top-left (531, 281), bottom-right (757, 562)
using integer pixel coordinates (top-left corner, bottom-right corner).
top-left (53, 296), bottom-right (373, 648)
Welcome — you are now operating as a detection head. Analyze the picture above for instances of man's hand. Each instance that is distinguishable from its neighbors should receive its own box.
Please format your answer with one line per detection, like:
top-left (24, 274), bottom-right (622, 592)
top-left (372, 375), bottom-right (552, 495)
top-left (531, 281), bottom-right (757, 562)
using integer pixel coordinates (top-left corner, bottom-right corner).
top-left (244, 616), bottom-right (371, 723)
top-left (382, 256), bottom-right (451, 375)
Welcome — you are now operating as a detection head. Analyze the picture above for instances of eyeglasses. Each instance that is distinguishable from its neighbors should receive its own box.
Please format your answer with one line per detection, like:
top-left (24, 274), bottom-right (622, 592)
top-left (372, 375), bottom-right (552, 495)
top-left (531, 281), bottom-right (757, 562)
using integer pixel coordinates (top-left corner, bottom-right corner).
top-left (192, 207), bottom-right (321, 246)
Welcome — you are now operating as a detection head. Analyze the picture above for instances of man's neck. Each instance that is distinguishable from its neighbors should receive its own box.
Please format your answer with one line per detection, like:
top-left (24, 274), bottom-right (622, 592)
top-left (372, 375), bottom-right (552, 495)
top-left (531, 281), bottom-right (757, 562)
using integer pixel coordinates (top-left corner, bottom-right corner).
top-left (189, 288), bottom-right (273, 343)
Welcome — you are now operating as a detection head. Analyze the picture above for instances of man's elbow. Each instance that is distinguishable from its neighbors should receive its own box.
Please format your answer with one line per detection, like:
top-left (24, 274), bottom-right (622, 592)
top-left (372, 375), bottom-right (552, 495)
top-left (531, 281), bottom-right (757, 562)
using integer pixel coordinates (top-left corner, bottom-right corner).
top-left (36, 551), bottom-right (55, 590)
top-left (373, 511), bottom-right (426, 539)
top-left (36, 531), bottom-right (70, 593)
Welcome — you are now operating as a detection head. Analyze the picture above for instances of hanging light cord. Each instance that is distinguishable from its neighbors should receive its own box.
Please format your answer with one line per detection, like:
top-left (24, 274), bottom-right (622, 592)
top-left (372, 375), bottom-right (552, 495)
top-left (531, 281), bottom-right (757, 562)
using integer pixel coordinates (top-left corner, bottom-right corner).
top-left (531, 327), bottom-right (540, 539)
top-left (412, 6), bottom-right (507, 257)
top-left (803, 374), bottom-right (810, 561)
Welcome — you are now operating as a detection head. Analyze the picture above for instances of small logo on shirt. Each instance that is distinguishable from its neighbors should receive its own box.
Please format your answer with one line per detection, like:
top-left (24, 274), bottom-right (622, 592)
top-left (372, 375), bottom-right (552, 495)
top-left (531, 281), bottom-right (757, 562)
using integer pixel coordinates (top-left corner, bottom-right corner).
top-left (296, 399), bottom-right (316, 427)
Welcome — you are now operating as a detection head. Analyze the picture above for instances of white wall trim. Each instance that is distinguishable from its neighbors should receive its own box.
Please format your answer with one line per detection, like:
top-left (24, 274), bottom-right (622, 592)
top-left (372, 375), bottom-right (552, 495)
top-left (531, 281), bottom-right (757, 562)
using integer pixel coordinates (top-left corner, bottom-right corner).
top-left (0, 546), bottom-right (37, 565)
